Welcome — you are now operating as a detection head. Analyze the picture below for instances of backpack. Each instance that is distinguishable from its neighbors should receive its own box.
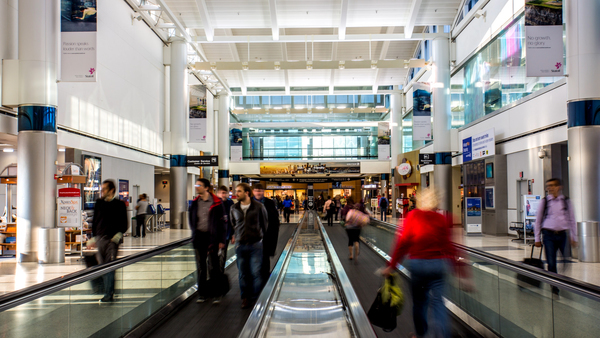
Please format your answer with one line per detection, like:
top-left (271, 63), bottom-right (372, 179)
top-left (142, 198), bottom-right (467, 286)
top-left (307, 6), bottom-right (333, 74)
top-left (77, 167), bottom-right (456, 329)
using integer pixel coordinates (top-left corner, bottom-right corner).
top-left (380, 197), bottom-right (388, 209)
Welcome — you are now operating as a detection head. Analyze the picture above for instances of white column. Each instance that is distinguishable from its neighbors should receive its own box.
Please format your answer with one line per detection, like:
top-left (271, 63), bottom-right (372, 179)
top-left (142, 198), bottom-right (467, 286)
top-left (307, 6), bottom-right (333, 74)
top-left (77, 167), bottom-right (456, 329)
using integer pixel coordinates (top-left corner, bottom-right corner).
top-left (168, 39), bottom-right (188, 230)
top-left (16, 0), bottom-right (59, 262)
top-left (431, 32), bottom-right (452, 212)
top-left (390, 90), bottom-right (403, 217)
top-left (218, 94), bottom-right (230, 188)
top-left (566, 0), bottom-right (600, 223)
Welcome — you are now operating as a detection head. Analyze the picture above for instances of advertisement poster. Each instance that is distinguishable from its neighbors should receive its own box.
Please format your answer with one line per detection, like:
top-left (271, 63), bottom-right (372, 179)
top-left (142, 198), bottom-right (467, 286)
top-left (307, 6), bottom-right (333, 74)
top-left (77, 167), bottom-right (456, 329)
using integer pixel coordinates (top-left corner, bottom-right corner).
top-left (525, 195), bottom-right (542, 217)
top-left (485, 186), bottom-right (495, 209)
top-left (462, 128), bottom-right (495, 163)
top-left (466, 197), bottom-right (482, 217)
top-left (230, 124), bottom-right (243, 162)
top-left (524, 0), bottom-right (564, 77)
top-left (189, 85), bottom-right (207, 143)
top-left (118, 179), bottom-right (129, 204)
top-left (377, 122), bottom-right (391, 161)
top-left (413, 82), bottom-right (432, 141)
top-left (60, 0), bottom-right (97, 82)
top-left (83, 155), bottom-right (101, 209)
top-left (57, 188), bottom-right (81, 227)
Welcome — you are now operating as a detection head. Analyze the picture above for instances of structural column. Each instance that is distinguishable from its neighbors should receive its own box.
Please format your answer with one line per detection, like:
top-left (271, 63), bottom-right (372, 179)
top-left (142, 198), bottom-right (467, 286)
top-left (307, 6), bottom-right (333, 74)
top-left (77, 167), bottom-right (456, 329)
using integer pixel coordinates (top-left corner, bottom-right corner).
top-left (566, 1), bottom-right (600, 223)
top-left (169, 39), bottom-right (188, 229)
top-left (431, 32), bottom-right (452, 212)
top-left (16, 0), bottom-right (59, 262)
top-left (218, 94), bottom-right (230, 188)
top-left (389, 91), bottom-right (402, 217)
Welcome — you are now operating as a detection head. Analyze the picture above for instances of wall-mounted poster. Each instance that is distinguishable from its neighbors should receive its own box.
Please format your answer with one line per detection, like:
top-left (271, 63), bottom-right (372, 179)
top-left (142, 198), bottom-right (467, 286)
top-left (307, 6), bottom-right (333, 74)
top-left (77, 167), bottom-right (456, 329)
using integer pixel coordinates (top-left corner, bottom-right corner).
top-left (466, 197), bottom-right (482, 217)
top-left (83, 155), bottom-right (101, 210)
top-left (189, 85), bottom-right (207, 143)
top-left (230, 124), bottom-right (243, 162)
top-left (119, 179), bottom-right (129, 204)
top-left (377, 122), bottom-right (391, 161)
top-left (60, 0), bottom-right (97, 82)
top-left (413, 82), bottom-right (432, 141)
top-left (485, 186), bottom-right (495, 209)
top-left (524, 0), bottom-right (564, 77)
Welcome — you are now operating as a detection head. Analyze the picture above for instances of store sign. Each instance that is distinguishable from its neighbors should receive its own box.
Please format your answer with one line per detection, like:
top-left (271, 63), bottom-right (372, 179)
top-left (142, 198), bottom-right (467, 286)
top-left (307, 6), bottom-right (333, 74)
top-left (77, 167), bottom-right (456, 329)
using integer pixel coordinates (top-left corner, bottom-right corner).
top-left (397, 163), bottom-right (412, 176)
top-left (266, 185), bottom-right (292, 190)
top-left (60, 1), bottom-right (97, 82)
top-left (57, 188), bottom-right (81, 227)
top-left (419, 154), bottom-right (435, 166)
top-left (186, 156), bottom-right (219, 167)
top-left (413, 82), bottom-right (432, 141)
top-left (363, 184), bottom-right (378, 189)
top-left (462, 128), bottom-right (495, 163)
top-left (262, 177), bottom-right (354, 183)
top-left (525, 0), bottom-right (564, 77)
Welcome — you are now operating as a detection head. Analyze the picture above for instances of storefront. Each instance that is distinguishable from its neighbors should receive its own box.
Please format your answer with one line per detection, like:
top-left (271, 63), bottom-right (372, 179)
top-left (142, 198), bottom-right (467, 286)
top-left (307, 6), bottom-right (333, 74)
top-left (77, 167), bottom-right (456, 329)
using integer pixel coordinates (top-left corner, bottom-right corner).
top-left (393, 150), bottom-right (421, 218)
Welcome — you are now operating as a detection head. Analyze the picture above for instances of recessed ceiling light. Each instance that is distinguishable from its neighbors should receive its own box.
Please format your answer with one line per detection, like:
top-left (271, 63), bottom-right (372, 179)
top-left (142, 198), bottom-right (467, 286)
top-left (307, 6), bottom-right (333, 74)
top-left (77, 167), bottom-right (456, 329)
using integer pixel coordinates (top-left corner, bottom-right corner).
top-left (337, 106), bottom-right (346, 109)
top-left (3, 148), bottom-right (14, 153)
top-left (358, 105), bottom-right (368, 109)
top-left (274, 107), bottom-right (283, 110)
top-left (316, 106), bottom-right (325, 109)
top-left (58, 148), bottom-right (66, 152)
top-left (252, 107), bottom-right (261, 110)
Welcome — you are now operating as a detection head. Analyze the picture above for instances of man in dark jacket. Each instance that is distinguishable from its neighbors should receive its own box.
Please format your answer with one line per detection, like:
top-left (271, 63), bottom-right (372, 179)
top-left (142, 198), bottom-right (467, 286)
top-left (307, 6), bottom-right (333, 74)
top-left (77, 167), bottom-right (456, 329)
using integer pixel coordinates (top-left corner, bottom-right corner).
top-left (217, 185), bottom-right (235, 271)
top-left (230, 183), bottom-right (268, 309)
top-left (87, 179), bottom-right (128, 302)
top-left (252, 184), bottom-right (280, 287)
top-left (189, 178), bottom-right (227, 304)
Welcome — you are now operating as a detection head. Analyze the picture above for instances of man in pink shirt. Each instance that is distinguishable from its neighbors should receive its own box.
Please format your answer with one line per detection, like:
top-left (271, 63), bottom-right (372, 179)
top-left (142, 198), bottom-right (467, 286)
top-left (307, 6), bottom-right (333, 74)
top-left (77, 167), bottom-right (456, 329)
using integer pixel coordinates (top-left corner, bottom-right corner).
top-left (534, 178), bottom-right (577, 276)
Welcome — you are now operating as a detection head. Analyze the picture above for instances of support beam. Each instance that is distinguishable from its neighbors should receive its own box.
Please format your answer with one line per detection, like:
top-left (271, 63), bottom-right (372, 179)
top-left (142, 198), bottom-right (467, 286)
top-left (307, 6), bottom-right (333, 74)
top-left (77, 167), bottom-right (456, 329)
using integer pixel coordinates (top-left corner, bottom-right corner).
top-left (281, 31), bottom-right (290, 94)
top-left (194, 0), bottom-right (214, 41)
top-left (225, 29), bottom-right (247, 95)
top-left (269, 0), bottom-right (279, 41)
top-left (373, 26), bottom-right (394, 93)
top-left (339, 0), bottom-right (349, 40)
top-left (192, 32), bottom-right (446, 43)
top-left (329, 42), bottom-right (338, 94)
top-left (405, 0), bottom-right (423, 39)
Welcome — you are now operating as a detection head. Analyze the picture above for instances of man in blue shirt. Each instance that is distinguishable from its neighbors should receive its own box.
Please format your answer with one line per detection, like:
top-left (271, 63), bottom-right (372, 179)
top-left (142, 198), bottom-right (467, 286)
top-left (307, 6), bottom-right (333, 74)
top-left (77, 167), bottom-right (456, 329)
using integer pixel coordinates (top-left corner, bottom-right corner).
top-left (379, 195), bottom-right (389, 221)
top-left (282, 196), bottom-right (293, 223)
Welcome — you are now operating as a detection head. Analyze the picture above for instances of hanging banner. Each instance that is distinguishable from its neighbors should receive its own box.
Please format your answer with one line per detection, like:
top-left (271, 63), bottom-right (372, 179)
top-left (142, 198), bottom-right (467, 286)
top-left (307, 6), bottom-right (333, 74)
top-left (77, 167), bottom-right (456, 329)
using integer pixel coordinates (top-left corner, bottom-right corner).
top-left (524, 0), bottom-right (564, 77)
top-left (462, 128), bottom-right (495, 163)
top-left (413, 83), bottom-right (432, 141)
top-left (230, 124), bottom-right (243, 162)
top-left (60, 1), bottom-right (97, 82)
top-left (377, 122), bottom-right (391, 161)
top-left (189, 85), bottom-right (207, 143)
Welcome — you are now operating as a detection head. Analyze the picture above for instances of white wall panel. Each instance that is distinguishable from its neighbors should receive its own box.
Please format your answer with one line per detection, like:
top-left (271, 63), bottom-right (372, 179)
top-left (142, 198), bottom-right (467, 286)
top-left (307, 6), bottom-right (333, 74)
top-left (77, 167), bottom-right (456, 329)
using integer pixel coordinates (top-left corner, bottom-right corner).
top-left (57, 0), bottom-right (165, 156)
top-left (361, 160), bottom-right (390, 174)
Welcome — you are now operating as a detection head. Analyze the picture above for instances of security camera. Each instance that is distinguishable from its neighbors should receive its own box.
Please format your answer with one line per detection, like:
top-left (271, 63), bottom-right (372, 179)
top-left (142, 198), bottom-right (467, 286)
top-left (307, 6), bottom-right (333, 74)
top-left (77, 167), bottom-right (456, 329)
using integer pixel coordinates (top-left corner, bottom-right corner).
top-left (538, 148), bottom-right (546, 159)
top-left (474, 10), bottom-right (487, 20)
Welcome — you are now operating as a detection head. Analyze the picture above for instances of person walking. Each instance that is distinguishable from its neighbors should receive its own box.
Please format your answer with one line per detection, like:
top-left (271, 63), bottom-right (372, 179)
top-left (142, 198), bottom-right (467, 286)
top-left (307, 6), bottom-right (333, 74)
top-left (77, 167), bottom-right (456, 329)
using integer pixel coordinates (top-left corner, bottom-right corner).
top-left (534, 178), bottom-right (577, 280)
top-left (382, 189), bottom-right (454, 338)
top-left (217, 186), bottom-right (235, 272)
top-left (379, 194), bottom-right (389, 221)
top-left (188, 178), bottom-right (227, 304)
top-left (87, 180), bottom-right (128, 302)
top-left (324, 196), bottom-right (334, 227)
top-left (253, 184), bottom-right (280, 287)
top-left (295, 197), bottom-right (300, 215)
top-left (334, 196), bottom-right (341, 221)
top-left (341, 197), bottom-right (369, 260)
top-left (230, 183), bottom-right (268, 309)
top-left (134, 193), bottom-right (148, 238)
top-left (282, 196), bottom-right (293, 223)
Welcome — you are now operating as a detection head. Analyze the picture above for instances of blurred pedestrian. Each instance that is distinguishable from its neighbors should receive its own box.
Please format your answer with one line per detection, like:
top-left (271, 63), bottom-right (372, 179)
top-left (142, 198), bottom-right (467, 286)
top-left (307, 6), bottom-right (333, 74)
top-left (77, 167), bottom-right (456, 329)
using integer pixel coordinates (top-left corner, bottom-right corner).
top-left (382, 189), bottom-right (454, 338)
top-left (189, 179), bottom-right (227, 304)
top-left (87, 180), bottom-right (128, 302)
top-left (134, 193), bottom-right (148, 238)
top-left (379, 194), bottom-right (389, 221)
top-left (282, 196), bottom-right (293, 223)
top-left (217, 186), bottom-right (235, 272)
top-left (324, 196), bottom-right (334, 226)
top-left (230, 183), bottom-right (268, 309)
top-left (341, 197), bottom-right (369, 260)
top-left (253, 184), bottom-right (280, 287)
top-left (335, 196), bottom-right (341, 221)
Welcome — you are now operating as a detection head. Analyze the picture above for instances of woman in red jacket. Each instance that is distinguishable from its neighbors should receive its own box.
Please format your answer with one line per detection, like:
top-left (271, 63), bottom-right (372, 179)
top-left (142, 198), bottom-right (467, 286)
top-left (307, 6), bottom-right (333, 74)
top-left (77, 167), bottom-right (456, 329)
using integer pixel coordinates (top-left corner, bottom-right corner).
top-left (382, 188), bottom-right (454, 338)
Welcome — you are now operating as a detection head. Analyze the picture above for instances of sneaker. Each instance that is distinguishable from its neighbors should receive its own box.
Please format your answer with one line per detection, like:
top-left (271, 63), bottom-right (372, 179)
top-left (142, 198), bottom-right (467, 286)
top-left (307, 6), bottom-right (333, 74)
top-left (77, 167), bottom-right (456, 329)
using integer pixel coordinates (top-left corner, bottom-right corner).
top-left (241, 298), bottom-right (250, 309)
top-left (100, 295), bottom-right (114, 303)
top-left (197, 296), bottom-right (207, 303)
top-left (212, 296), bottom-right (222, 304)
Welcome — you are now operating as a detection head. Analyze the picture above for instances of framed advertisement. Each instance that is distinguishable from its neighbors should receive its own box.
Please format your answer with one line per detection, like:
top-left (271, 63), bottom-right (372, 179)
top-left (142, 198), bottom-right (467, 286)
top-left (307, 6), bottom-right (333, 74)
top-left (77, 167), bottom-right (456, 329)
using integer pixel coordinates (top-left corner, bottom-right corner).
top-left (83, 155), bottom-right (101, 210)
top-left (485, 186), bottom-right (495, 209)
top-left (119, 179), bottom-right (129, 204)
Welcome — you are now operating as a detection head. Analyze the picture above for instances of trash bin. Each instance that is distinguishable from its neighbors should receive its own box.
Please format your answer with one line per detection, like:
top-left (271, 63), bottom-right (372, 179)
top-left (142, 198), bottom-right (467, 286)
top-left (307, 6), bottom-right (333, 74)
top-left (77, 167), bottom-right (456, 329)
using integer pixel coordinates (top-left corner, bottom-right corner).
top-left (578, 221), bottom-right (600, 263)
top-left (38, 228), bottom-right (65, 264)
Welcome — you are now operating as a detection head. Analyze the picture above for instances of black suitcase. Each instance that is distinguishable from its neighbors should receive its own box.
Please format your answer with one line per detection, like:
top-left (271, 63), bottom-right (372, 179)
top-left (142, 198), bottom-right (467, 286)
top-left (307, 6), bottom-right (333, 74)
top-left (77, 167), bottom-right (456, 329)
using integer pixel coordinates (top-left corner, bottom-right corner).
top-left (518, 245), bottom-right (544, 288)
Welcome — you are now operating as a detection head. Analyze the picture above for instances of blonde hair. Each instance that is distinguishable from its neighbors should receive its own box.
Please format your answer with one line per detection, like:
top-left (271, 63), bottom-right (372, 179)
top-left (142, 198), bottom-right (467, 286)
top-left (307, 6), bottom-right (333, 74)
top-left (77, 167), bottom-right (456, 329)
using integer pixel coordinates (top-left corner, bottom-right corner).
top-left (416, 188), bottom-right (439, 211)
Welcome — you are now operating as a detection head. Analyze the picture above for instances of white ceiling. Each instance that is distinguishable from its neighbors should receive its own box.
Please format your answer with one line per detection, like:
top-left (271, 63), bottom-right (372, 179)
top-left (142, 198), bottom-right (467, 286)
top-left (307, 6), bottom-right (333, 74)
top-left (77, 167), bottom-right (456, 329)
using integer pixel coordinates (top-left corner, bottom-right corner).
top-left (159, 0), bottom-right (462, 90)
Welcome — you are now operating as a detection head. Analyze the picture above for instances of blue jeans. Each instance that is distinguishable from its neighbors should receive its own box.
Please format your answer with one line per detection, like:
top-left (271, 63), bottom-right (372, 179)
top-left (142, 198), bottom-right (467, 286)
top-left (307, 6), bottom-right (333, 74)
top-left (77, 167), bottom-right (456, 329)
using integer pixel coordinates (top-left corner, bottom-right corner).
top-left (542, 229), bottom-right (568, 274)
top-left (407, 259), bottom-right (449, 338)
top-left (236, 241), bottom-right (263, 300)
top-left (381, 210), bottom-right (387, 221)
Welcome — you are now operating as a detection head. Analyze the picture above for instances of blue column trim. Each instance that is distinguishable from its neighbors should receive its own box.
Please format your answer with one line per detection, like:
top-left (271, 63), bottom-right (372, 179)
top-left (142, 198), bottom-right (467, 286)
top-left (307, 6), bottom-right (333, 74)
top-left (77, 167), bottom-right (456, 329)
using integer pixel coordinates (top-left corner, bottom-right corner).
top-left (435, 152), bottom-right (452, 165)
top-left (218, 170), bottom-right (230, 178)
top-left (170, 155), bottom-right (187, 167)
top-left (241, 177), bottom-right (250, 183)
top-left (232, 175), bottom-right (241, 181)
top-left (18, 106), bottom-right (56, 132)
top-left (381, 173), bottom-right (390, 181)
top-left (568, 100), bottom-right (600, 128)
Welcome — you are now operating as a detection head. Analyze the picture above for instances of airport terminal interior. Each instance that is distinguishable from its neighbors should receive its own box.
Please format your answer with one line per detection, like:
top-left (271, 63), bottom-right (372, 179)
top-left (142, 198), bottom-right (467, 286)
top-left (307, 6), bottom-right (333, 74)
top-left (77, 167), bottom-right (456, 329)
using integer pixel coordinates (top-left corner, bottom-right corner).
top-left (0, 0), bottom-right (599, 337)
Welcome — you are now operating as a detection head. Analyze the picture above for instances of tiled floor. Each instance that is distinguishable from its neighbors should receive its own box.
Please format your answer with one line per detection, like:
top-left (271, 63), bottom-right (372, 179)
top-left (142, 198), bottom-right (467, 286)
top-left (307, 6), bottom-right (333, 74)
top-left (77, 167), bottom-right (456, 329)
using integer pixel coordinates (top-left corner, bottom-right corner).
top-left (0, 228), bottom-right (191, 295)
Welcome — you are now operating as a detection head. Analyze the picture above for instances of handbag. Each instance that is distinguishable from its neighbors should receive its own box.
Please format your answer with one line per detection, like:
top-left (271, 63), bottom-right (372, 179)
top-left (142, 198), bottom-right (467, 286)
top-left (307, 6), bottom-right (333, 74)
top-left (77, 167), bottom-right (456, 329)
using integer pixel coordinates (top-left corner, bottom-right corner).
top-left (367, 274), bottom-right (404, 332)
top-left (518, 245), bottom-right (544, 288)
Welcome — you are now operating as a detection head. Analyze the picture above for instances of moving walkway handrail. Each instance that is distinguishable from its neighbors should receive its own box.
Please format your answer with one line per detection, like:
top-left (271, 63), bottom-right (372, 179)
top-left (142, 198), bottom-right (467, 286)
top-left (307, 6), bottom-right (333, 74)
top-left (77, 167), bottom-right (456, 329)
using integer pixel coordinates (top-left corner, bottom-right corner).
top-left (0, 237), bottom-right (192, 312)
top-left (369, 218), bottom-right (600, 302)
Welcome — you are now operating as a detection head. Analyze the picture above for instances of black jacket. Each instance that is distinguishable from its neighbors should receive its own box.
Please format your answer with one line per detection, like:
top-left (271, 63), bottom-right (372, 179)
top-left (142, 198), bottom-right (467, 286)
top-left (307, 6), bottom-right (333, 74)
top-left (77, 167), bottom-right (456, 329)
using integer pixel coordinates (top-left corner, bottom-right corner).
top-left (92, 198), bottom-right (128, 239)
top-left (188, 193), bottom-right (227, 247)
top-left (230, 200), bottom-right (268, 245)
top-left (222, 198), bottom-right (235, 240)
top-left (254, 197), bottom-right (280, 256)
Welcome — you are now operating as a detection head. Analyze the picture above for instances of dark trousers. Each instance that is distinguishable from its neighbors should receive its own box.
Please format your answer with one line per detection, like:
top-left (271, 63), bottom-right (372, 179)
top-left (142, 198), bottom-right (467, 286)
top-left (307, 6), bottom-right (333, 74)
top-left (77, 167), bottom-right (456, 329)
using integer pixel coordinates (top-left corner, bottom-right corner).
top-left (334, 207), bottom-right (339, 221)
top-left (96, 237), bottom-right (119, 299)
top-left (236, 241), bottom-right (263, 300)
top-left (136, 214), bottom-right (146, 237)
top-left (284, 207), bottom-right (291, 223)
top-left (542, 229), bottom-right (568, 274)
top-left (381, 209), bottom-right (387, 221)
top-left (326, 209), bottom-right (335, 226)
top-left (261, 253), bottom-right (271, 288)
top-left (193, 232), bottom-right (222, 298)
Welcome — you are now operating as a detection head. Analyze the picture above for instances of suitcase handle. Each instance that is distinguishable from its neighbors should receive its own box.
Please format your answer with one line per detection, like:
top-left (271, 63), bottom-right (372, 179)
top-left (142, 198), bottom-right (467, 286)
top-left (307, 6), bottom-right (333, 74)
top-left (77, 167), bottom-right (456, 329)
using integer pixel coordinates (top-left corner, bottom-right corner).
top-left (531, 244), bottom-right (543, 260)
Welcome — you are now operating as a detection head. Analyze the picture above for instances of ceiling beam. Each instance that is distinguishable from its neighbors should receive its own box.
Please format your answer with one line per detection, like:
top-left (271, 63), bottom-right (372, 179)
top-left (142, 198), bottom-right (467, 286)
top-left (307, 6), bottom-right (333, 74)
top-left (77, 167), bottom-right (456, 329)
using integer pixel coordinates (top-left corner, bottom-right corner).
top-left (195, 60), bottom-right (414, 70)
top-left (339, 0), bottom-right (349, 40)
top-left (268, 0), bottom-right (279, 41)
top-left (373, 26), bottom-right (394, 93)
top-left (225, 29), bottom-right (247, 95)
top-left (329, 42), bottom-right (338, 94)
top-left (192, 33), bottom-right (447, 43)
top-left (404, 0), bottom-right (423, 39)
top-left (194, 0), bottom-right (214, 41)
top-left (281, 29), bottom-right (290, 94)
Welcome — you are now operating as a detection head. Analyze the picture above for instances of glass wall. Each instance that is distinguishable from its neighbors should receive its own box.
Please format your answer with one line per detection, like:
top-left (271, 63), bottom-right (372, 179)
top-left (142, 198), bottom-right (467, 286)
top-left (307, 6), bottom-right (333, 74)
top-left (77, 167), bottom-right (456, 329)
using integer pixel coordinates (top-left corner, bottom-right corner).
top-left (451, 15), bottom-right (564, 126)
top-left (233, 94), bottom-right (388, 110)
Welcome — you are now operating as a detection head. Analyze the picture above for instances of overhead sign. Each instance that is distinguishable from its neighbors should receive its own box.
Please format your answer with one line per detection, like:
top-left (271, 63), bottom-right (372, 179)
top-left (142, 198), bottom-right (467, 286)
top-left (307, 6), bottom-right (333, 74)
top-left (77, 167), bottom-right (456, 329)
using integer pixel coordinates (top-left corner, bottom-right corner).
top-left (186, 156), bottom-right (219, 167)
top-left (419, 154), bottom-right (435, 166)
top-left (413, 82), bottom-right (432, 141)
top-left (262, 177), bottom-right (354, 183)
top-left (266, 185), bottom-right (292, 190)
top-left (524, 0), bottom-right (564, 77)
top-left (462, 128), bottom-right (495, 163)
top-left (60, 1), bottom-right (97, 82)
